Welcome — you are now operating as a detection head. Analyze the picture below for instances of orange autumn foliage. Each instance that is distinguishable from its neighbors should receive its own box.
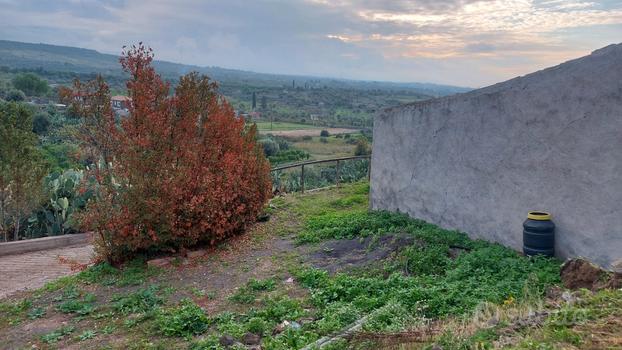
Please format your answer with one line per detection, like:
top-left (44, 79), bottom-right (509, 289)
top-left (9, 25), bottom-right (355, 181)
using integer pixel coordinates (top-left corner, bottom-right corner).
top-left (61, 44), bottom-right (271, 263)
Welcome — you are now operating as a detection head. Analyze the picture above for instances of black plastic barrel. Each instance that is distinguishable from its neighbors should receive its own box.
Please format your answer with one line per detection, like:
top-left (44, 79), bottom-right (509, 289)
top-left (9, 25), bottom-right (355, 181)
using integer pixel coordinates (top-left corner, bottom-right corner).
top-left (523, 211), bottom-right (555, 257)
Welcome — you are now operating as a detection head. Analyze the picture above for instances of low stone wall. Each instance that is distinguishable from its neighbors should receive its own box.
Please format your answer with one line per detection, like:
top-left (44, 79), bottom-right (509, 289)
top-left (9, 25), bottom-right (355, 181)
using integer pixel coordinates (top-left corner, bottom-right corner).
top-left (0, 233), bottom-right (92, 257)
top-left (370, 44), bottom-right (622, 270)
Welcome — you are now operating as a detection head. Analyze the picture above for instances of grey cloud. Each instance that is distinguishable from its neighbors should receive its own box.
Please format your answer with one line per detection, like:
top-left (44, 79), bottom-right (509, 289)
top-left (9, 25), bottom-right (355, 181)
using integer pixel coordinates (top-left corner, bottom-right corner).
top-left (0, 0), bottom-right (619, 86)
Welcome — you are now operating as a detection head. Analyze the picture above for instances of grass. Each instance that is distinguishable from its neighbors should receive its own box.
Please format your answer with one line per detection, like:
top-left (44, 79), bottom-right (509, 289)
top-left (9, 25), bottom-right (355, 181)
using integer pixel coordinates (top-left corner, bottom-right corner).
top-left (290, 135), bottom-right (356, 160)
top-left (1, 182), bottom-right (618, 349)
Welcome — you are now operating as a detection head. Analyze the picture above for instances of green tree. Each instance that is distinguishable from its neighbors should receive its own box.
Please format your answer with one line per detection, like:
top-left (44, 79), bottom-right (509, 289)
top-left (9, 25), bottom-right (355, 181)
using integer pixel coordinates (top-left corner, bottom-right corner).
top-left (0, 102), bottom-right (48, 241)
top-left (32, 112), bottom-right (51, 135)
top-left (354, 138), bottom-right (371, 156)
top-left (12, 73), bottom-right (49, 96)
top-left (261, 95), bottom-right (267, 110)
top-left (252, 91), bottom-right (257, 110)
top-left (6, 89), bottom-right (25, 102)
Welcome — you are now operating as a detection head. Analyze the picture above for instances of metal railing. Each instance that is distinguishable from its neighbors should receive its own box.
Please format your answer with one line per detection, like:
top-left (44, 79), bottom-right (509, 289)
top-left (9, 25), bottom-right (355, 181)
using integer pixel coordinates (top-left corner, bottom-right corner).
top-left (271, 155), bottom-right (371, 193)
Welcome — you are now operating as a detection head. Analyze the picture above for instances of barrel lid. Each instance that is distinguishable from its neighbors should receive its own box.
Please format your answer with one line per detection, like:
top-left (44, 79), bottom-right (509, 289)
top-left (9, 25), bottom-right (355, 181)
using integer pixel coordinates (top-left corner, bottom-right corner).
top-left (527, 211), bottom-right (551, 221)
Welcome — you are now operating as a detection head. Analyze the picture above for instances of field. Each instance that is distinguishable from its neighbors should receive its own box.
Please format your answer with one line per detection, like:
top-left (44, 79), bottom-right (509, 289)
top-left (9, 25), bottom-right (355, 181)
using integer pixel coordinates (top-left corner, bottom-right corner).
top-left (254, 122), bottom-right (320, 132)
top-left (290, 136), bottom-right (358, 160)
top-left (254, 121), bottom-right (358, 139)
top-left (2, 182), bottom-right (618, 350)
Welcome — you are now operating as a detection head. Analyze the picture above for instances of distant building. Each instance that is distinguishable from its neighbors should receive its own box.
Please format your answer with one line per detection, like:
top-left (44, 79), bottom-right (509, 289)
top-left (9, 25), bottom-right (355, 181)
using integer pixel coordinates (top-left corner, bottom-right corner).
top-left (249, 111), bottom-right (261, 119)
top-left (111, 95), bottom-right (131, 110)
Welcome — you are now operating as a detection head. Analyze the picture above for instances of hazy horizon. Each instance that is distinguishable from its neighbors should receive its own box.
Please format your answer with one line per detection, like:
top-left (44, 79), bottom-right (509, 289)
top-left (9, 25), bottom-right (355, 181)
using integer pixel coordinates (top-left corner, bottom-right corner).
top-left (1, 0), bottom-right (621, 88)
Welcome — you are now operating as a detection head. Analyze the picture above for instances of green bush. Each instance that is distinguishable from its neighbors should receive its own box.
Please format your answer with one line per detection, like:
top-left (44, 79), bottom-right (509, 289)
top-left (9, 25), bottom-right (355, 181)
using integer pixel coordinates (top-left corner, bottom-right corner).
top-left (354, 138), bottom-right (371, 156)
top-left (32, 112), bottom-right (50, 135)
top-left (320, 130), bottom-right (330, 137)
top-left (260, 138), bottom-right (280, 157)
top-left (268, 149), bottom-right (310, 165)
top-left (12, 73), bottom-right (49, 96)
top-left (5, 89), bottom-right (25, 101)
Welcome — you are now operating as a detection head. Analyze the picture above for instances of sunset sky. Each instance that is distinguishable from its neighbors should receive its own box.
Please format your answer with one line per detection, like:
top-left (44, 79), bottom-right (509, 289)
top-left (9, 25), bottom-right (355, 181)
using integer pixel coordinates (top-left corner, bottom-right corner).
top-left (1, 0), bottom-right (621, 87)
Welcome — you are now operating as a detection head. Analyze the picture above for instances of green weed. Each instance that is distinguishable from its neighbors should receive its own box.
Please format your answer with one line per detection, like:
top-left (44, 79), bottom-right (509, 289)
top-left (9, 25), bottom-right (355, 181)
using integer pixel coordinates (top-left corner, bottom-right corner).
top-left (77, 259), bottom-right (160, 287)
top-left (78, 329), bottom-right (97, 341)
top-left (230, 278), bottom-right (277, 304)
top-left (57, 293), bottom-right (96, 315)
top-left (157, 299), bottom-right (210, 337)
top-left (112, 285), bottom-right (163, 314)
top-left (40, 325), bottom-right (75, 344)
top-left (27, 307), bottom-right (46, 319)
top-left (189, 335), bottom-right (226, 350)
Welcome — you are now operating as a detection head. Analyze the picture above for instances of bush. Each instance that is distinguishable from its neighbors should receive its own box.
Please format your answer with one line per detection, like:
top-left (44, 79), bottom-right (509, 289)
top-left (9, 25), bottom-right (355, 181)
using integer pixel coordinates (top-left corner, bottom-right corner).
top-left (32, 113), bottom-right (50, 135)
top-left (259, 138), bottom-right (280, 157)
top-left (268, 149), bottom-right (310, 165)
top-left (5, 89), bottom-right (25, 102)
top-left (320, 129), bottom-right (330, 137)
top-left (354, 139), bottom-right (371, 156)
top-left (62, 44), bottom-right (272, 263)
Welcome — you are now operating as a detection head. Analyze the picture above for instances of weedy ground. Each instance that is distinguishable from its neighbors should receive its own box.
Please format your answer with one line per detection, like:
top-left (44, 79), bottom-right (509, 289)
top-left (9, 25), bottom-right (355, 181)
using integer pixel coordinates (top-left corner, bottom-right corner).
top-left (0, 182), bottom-right (619, 350)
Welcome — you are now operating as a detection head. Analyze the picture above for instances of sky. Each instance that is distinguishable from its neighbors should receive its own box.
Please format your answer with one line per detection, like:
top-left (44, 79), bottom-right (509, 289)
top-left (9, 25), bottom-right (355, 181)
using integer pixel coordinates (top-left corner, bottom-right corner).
top-left (0, 0), bottom-right (621, 87)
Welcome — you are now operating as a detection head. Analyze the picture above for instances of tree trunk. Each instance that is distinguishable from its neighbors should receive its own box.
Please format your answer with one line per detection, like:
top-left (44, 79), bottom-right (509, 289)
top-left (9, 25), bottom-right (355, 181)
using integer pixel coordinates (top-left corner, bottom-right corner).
top-left (14, 219), bottom-right (20, 241)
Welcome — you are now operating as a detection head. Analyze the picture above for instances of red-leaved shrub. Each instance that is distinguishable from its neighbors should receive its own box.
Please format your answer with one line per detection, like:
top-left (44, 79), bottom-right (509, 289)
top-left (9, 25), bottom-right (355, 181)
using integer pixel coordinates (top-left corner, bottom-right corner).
top-left (61, 44), bottom-right (271, 263)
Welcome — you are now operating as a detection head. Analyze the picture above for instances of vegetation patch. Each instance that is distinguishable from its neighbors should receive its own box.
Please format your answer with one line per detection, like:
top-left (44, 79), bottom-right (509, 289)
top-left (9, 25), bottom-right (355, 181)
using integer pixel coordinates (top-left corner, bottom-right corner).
top-left (112, 285), bottom-right (164, 314)
top-left (157, 299), bottom-right (210, 338)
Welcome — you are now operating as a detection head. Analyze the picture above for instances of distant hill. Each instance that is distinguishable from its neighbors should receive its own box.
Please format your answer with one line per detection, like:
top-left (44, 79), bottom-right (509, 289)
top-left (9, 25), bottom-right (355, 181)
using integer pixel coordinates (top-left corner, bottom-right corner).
top-left (0, 40), bottom-right (470, 96)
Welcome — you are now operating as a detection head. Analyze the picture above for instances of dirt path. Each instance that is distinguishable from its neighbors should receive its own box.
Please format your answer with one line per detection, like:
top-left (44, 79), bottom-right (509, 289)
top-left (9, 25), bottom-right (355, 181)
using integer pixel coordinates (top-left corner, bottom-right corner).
top-left (0, 244), bottom-right (94, 299)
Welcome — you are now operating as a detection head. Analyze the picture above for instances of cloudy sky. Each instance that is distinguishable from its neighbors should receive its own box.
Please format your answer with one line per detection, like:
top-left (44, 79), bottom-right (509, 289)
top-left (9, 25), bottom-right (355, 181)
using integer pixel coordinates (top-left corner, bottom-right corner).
top-left (1, 0), bottom-right (621, 87)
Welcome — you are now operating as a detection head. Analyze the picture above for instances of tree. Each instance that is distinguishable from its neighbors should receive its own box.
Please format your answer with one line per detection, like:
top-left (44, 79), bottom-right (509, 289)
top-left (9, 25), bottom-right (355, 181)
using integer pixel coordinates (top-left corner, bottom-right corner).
top-left (61, 44), bottom-right (272, 263)
top-left (252, 91), bottom-right (257, 110)
top-left (32, 112), bottom-right (50, 135)
top-left (6, 89), bottom-right (25, 102)
top-left (0, 102), bottom-right (48, 241)
top-left (12, 73), bottom-right (49, 96)
top-left (354, 138), bottom-right (371, 156)
top-left (261, 95), bottom-right (267, 110)
top-left (259, 138), bottom-right (279, 157)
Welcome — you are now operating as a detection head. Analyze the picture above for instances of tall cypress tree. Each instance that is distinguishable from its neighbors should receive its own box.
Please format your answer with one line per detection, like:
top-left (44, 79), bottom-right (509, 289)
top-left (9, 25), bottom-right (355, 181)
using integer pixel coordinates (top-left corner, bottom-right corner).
top-left (252, 91), bottom-right (257, 110)
top-left (261, 96), bottom-right (267, 110)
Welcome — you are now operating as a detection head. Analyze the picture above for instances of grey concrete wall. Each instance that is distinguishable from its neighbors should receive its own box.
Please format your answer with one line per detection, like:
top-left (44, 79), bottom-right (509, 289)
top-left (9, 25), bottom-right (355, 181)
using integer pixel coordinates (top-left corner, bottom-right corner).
top-left (370, 44), bottom-right (622, 270)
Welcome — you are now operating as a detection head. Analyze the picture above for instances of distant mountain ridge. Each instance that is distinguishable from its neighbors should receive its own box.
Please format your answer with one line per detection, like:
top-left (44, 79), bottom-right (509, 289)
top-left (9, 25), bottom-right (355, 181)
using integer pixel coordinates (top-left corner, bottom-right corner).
top-left (0, 40), bottom-right (470, 96)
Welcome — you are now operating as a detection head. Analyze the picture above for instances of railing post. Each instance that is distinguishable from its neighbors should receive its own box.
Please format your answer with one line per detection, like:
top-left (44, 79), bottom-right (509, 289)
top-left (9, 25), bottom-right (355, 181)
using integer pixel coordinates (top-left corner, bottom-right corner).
top-left (336, 160), bottom-right (341, 187)
top-left (301, 164), bottom-right (305, 193)
top-left (367, 157), bottom-right (371, 181)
